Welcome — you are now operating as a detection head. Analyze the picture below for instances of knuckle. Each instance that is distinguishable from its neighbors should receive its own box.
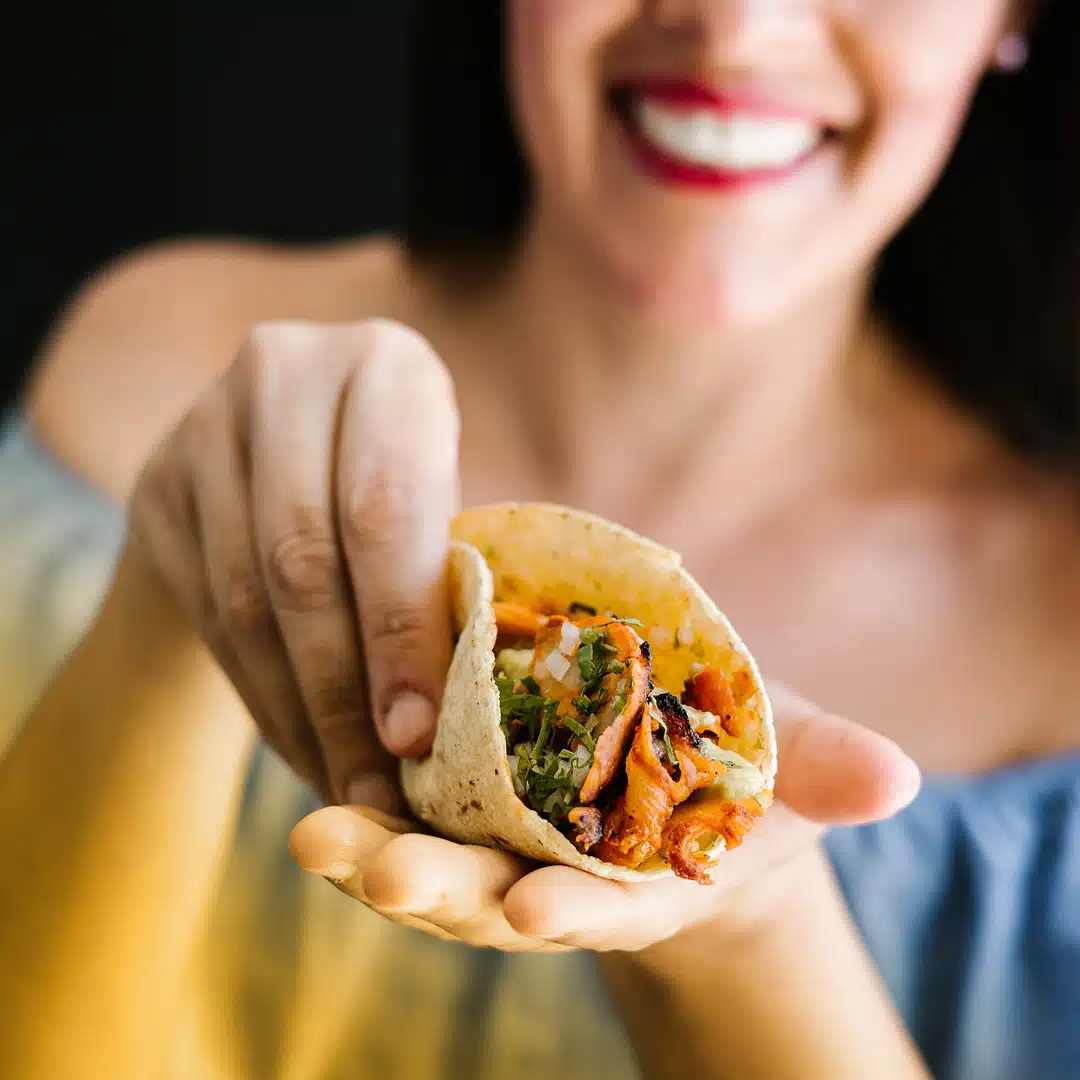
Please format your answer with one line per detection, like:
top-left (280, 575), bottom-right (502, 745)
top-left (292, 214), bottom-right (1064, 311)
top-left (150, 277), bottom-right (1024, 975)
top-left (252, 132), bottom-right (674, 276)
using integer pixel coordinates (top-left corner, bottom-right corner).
top-left (245, 326), bottom-right (300, 404)
top-left (364, 600), bottom-right (432, 657)
top-left (340, 467), bottom-right (424, 553)
top-left (363, 318), bottom-right (439, 365)
top-left (245, 320), bottom-right (324, 364)
top-left (218, 563), bottom-right (274, 636)
top-left (361, 320), bottom-right (459, 416)
top-left (264, 512), bottom-right (342, 610)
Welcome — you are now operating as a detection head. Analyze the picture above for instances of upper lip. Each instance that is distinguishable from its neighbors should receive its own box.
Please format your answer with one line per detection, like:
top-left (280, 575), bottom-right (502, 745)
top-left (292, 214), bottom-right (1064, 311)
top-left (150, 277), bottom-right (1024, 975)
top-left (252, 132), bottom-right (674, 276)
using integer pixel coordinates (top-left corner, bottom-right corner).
top-left (614, 75), bottom-right (840, 129)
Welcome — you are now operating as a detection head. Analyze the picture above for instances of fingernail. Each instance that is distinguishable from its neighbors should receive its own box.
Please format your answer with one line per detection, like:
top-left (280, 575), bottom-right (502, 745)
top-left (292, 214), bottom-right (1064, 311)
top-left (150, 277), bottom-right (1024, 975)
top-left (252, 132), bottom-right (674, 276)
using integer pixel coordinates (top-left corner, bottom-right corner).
top-left (890, 752), bottom-right (923, 812)
top-left (382, 691), bottom-right (436, 756)
top-left (316, 861), bottom-right (357, 883)
top-left (346, 773), bottom-right (406, 816)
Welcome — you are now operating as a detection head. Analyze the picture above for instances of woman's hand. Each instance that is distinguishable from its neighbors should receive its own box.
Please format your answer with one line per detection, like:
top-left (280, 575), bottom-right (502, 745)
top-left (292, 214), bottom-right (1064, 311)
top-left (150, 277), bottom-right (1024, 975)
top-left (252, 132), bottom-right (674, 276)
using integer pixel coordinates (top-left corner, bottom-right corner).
top-left (288, 684), bottom-right (921, 953)
top-left (128, 318), bottom-right (460, 812)
top-left (128, 314), bottom-right (920, 955)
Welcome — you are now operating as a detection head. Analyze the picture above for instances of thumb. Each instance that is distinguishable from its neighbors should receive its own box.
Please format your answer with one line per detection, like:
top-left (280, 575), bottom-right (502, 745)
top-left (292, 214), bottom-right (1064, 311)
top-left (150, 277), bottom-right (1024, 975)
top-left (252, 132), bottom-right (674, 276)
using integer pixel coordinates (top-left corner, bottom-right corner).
top-left (336, 320), bottom-right (461, 758)
top-left (768, 683), bottom-right (922, 826)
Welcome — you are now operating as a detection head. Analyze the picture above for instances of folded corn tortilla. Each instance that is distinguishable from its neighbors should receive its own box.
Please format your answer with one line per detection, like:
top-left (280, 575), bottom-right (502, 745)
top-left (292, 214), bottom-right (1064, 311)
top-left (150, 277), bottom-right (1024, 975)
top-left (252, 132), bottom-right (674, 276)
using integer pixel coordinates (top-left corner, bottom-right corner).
top-left (400, 503), bottom-right (775, 882)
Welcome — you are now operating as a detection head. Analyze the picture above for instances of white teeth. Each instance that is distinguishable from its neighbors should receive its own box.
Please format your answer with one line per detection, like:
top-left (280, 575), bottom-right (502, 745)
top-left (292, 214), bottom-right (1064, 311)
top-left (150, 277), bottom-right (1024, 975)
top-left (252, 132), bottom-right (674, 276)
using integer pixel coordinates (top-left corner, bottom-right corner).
top-left (635, 97), bottom-right (820, 172)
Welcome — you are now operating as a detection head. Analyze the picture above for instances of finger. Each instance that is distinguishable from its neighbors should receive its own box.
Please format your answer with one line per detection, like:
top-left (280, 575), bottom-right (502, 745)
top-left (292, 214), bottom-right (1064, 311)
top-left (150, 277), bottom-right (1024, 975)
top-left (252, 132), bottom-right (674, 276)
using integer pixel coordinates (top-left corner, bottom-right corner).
top-left (504, 866), bottom-right (685, 951)
top-left (129, 441), bottom-right (323, 781)
top-left (503, 806), bottom-right (821, 951)
top-left (289, 804), bottom-right (417, 890)
top-left (767, 683), bottom-right (922, 825)
top-left (290, 806), bottom-right (564, 951)
top-left (362, 833), bottom-right (543, 949)
top-left (336, 321), bottom-right (461, 758)
top-left (289, 806), bottom-right (535, 947)
top-left (129, 435), bottom-right (318, 780)
top-left (189, 366), bottom-right (328, 793)
top-left (246, 325), bottom-right (399, 809)
top-left (127, 438), bottom-right (213, 632)
top-left (289, 807), bottom-right (449, 940)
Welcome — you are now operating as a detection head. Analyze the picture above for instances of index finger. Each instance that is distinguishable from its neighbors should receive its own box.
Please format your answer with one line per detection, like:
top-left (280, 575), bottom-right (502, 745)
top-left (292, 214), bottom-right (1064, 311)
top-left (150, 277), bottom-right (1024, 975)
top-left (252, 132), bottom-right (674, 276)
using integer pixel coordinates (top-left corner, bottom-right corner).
top-left (335, 320), bottom-right (461, 759)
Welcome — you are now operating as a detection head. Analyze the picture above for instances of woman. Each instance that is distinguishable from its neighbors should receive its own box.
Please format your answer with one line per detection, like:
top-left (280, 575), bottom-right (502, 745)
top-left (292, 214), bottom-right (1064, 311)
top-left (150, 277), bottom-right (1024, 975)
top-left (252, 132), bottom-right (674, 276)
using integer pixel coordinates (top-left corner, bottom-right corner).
top-left (2, 1), bottom-right (1078, 1077)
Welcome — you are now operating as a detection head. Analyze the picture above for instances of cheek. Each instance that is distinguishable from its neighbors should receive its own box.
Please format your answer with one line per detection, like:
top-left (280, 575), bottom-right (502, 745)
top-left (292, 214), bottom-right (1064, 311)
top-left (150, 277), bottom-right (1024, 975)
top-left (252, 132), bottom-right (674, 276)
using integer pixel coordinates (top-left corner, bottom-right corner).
top-left (845, 13), bottom-right (1000, 252)
top-left (619, 15), bottom-right (1005, 328)
top-left (508, 0), bottom-right (638, 191)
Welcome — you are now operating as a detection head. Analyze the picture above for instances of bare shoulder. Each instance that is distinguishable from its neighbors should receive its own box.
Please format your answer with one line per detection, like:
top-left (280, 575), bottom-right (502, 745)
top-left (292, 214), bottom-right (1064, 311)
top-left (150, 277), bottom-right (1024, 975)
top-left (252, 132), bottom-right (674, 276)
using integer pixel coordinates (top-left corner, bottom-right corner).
top-left (27, 236), bottom-right (410, 500)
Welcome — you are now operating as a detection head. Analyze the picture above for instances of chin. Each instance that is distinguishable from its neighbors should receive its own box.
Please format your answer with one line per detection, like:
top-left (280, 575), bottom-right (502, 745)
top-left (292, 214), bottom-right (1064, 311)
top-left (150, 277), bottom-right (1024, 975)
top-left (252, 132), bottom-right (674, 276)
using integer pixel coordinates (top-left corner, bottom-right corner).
top-left (611, 249), bottom-right (788, 332)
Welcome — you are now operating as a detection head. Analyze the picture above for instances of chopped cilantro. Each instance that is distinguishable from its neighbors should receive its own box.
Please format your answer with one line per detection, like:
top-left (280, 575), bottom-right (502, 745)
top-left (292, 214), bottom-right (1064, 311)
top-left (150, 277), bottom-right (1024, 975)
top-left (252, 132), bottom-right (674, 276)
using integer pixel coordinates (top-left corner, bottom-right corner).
top-left (562, 715), bottom-right (597, 752)
top-left (525, 750), bottom-right (576, 815)
top-left (576, 639), bottom-right (601, 682)
top-left (498, 690), bottom-right (539, 719)
top-left (531, 700), bottom-right (557, 760)
top-left (571, 688), bottom-right (607, 716)
top-left (497, 676), bottom-right (557, 745)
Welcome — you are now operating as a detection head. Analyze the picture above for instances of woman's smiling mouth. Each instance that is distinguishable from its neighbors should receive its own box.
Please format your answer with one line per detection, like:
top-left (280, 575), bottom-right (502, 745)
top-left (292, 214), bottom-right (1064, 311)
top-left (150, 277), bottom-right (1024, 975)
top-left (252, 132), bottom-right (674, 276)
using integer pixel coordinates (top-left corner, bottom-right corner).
top-left (613, 77), bottom-right (833, 190)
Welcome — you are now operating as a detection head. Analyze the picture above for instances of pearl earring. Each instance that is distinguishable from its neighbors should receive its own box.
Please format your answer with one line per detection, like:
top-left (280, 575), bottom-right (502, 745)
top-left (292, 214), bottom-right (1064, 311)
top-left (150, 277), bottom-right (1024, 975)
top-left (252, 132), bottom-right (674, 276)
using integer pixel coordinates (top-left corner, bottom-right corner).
top-left (993, 33), bottom-right (1029, 73)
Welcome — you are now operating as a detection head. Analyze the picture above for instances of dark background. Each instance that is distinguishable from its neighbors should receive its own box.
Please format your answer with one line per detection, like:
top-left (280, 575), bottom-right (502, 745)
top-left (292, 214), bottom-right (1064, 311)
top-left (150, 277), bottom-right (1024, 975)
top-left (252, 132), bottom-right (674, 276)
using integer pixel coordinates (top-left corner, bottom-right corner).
top-left (0, 0), bottom-right (413, 411)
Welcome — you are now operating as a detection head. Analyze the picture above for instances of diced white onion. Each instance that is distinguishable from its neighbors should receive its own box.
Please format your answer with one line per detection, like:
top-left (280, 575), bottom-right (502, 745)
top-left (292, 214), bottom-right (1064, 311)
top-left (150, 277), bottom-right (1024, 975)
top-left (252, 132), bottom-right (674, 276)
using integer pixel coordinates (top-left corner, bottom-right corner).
top-left (544, 649), bottom-right (572, 682)
top-left (560, 664), bottom-right (582, 692)
top-left (542, 791), bottom-right (564, 815)
top-left (533, 655), bottom-right (550, 681)
top-left (559, 620), bottom-right (582, 654)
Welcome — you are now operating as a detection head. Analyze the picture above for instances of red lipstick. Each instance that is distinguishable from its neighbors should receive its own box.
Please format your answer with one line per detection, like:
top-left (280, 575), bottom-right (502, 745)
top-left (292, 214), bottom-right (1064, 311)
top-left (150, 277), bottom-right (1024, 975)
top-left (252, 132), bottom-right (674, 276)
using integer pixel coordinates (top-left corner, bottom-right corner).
top-left (613, 77), bottom-right (824, 192)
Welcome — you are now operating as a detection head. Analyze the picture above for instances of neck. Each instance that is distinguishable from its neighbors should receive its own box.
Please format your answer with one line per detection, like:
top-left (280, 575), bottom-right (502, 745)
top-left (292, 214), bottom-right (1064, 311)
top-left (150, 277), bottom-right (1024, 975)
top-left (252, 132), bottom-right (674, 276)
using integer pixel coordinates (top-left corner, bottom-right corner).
top-left (449, 208), bottom-right (1001, 537)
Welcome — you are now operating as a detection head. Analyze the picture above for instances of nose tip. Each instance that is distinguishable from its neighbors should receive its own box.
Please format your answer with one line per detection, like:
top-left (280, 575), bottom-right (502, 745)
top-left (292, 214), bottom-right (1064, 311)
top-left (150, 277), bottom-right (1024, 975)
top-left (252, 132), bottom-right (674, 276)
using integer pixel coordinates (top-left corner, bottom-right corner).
top-left (649, 0), bottom-right (817, 69)
top-left (651, 0), bottom-right (771, 30)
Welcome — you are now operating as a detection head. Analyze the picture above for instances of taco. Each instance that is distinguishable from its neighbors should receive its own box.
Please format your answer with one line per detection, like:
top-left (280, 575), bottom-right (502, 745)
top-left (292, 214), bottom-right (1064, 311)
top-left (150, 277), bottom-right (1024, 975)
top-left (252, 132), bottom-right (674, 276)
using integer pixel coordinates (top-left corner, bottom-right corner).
top-left (400, 503), bottom-right (776, 884)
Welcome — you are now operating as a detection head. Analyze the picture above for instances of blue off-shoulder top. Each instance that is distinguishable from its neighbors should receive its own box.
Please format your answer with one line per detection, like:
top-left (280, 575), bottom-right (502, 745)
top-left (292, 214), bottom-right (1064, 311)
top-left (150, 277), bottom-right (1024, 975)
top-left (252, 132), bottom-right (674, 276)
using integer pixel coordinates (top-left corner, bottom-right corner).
top-left (824, 754), bottom-right (1080, 1080)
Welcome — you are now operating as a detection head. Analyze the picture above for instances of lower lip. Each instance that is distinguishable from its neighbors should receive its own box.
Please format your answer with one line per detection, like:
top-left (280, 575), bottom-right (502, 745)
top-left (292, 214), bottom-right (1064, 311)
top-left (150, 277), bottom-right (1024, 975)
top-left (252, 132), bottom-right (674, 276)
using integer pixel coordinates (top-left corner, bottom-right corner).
top-left (618, 107), bottom-right (824, 192)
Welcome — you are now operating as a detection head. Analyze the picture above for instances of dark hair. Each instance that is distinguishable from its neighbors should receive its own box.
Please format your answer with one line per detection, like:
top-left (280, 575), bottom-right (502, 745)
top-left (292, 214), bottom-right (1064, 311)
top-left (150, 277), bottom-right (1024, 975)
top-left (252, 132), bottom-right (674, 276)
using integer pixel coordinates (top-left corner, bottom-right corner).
top-left (404, 3), bottom-right (1080, 469)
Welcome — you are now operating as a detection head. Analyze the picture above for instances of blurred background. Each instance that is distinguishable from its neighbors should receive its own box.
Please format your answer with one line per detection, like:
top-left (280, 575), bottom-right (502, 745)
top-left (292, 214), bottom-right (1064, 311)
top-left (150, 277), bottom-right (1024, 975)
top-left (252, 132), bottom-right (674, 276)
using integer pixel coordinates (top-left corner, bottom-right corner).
top-left (1, 0), bottom-right (412, 411)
